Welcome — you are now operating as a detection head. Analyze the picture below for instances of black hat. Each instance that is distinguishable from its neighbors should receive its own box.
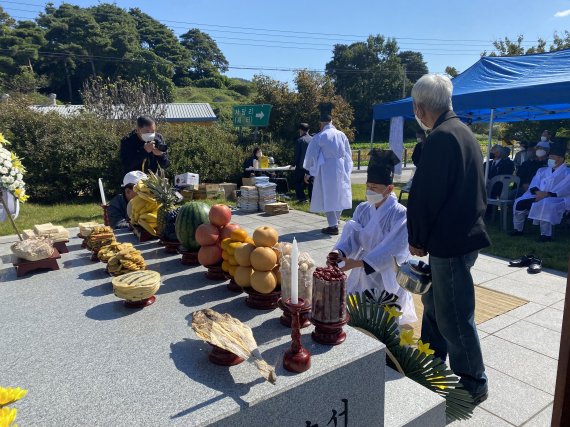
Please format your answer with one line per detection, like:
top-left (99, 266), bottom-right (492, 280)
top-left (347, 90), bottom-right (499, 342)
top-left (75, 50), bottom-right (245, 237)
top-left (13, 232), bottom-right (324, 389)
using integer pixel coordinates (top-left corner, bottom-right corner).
top-left (299, 123), bottom-right (309, 132)
top-left (550, 140), bottom-right (568, 157)
top-left (367, 149), bottom-right (401, 185)
top-left (319, 102), bottom-right (333, 122)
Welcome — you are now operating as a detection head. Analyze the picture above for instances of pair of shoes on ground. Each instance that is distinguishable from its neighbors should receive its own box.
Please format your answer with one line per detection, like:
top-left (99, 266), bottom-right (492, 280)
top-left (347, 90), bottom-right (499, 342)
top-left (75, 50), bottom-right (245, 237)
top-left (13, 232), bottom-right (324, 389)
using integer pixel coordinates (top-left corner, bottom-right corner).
top-left (321, 226), bottom-right (339, 235)
top-left (509, 254), bottom-right (542, 274)
top-left (508, 230), bottom-right (553, 243)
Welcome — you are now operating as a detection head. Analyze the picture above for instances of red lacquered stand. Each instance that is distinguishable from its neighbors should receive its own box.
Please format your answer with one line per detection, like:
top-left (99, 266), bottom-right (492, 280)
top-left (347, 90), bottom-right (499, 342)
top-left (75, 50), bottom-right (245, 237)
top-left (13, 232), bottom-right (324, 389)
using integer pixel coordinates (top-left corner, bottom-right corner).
top-left (124, 295), bottom-right (156, 308)
top-left (179, 249), bottom-right (199, 266)
top-left (77, 234), bottom-right (88, 249)
top-left (90, 251), bottom-right (100, 262)
top-left (206, 263), bottom-right (225, 280)
top-left (209, 345), bottom-right (244, 366)
top-left (160, 239), bottom-right (180, 254)
top-left (13, 249), bottom-right (61, 277)
top-left (244, 287), bottom-right (281, 310)
top-left (53, 240), bottom-right (69, 254)
top-left (224, 274), bottom-right (243, 293)
top-left (101, 204), bottom-right (110, 226)
top-left (311, 314), bottom-right (350, 346)
top-left (132, 225), bottom-right (158, 242)
top-left (283, 298), bottom-right (311, 373)
top-left (278, 298), bottom-right (311, 328)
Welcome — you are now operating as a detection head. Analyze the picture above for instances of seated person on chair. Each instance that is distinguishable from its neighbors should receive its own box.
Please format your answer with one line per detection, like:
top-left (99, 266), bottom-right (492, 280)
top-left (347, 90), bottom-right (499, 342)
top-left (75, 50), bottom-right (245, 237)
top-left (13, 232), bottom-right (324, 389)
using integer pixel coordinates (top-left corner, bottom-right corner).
top-left (108, 171), bottom-right (148, 229)
top-left (515, 141), bottom-right (549, 196)
top-left (487, 145), bottom-right (515, 198)
top-left (331, 150), bottom-right (417, 325)
top-left (511, 141), bottom-right (570, 242)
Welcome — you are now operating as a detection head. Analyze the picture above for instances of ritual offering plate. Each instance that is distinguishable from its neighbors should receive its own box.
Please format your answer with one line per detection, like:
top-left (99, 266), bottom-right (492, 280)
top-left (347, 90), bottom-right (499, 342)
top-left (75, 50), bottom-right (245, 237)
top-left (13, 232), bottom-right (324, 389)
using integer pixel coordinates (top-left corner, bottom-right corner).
top-left (112, 270), bottom-right (161, 307)
top-left (106, 246), bottom-right (146, 276)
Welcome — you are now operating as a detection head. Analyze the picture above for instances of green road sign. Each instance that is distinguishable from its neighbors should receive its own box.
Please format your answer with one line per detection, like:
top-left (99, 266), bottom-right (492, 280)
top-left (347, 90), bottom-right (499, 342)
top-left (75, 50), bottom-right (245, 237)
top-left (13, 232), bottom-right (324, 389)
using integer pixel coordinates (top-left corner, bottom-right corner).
top-left (232, 104), bottom-right (272, 127)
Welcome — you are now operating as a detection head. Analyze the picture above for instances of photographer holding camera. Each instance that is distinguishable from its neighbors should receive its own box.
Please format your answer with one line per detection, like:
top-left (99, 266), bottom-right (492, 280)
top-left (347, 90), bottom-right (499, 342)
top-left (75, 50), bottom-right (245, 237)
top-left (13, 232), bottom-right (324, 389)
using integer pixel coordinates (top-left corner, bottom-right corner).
top-left (120, 115), bottom-right (170, 174)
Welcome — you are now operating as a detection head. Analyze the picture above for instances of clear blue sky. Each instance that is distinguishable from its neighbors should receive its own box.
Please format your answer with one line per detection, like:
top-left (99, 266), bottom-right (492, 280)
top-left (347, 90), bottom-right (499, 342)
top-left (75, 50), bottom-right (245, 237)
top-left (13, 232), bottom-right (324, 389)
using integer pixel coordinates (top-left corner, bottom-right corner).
top-left (4, 0), bottom-right (570, 84)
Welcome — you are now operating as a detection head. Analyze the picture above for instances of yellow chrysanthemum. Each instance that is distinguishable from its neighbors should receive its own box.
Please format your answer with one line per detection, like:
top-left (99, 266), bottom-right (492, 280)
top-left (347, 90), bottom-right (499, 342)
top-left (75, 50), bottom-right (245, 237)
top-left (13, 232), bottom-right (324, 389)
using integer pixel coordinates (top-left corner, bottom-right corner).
top-left (0, 387), bottom-right (27, 407)
top-left (9, 154), bottom-right (25, 173)
top-left (417, 340), bottom-right (435, 357)
top-left (399, 329), bottom-right (415, 347)
top-left (0, 133), bottom-right (8, 145)
top-left (0, 407), bottom-right (17, 427)
top-left (383, 305), bottom-right (403, 321)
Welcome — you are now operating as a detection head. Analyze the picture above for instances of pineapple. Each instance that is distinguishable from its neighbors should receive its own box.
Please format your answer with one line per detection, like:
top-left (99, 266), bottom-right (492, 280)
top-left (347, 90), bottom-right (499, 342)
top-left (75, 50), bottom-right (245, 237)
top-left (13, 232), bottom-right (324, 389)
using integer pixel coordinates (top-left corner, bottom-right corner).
top-left (144, 166), bottom-right (181, 239)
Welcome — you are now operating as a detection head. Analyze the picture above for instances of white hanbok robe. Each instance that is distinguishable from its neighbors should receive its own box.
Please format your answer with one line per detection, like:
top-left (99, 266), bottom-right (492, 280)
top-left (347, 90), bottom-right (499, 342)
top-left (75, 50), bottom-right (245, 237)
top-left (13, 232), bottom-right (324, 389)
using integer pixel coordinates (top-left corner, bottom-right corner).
top-left (303, 123), bottom-right (353, 213)
top-left (334, 194), bottom-right (417, 325)
top-left (514, 165), bottom-right (570, 224)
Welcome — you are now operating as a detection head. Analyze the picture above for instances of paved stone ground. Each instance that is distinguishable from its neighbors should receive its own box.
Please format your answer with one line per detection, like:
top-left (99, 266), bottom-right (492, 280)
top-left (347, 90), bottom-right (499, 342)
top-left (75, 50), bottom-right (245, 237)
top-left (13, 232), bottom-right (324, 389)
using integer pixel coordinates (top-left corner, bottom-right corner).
top-left (0, 208), bottom-right (564, 426)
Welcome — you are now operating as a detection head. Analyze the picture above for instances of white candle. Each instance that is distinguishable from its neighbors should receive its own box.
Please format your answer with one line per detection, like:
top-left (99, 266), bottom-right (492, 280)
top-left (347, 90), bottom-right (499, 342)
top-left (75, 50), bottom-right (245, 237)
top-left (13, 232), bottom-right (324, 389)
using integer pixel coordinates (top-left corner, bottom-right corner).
top-left (291, 238), bottom-right (299, 304)
top-left (98, 178), bottom-right (107, 205)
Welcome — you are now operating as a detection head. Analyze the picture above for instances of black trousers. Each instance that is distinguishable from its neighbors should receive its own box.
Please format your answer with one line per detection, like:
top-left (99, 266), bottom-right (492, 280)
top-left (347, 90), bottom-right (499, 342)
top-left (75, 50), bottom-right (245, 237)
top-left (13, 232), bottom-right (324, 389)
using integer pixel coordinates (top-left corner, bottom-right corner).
top-left (515, 198), bottom-right (534, 211)
top-left (293, 171), bottom-right (312, 201)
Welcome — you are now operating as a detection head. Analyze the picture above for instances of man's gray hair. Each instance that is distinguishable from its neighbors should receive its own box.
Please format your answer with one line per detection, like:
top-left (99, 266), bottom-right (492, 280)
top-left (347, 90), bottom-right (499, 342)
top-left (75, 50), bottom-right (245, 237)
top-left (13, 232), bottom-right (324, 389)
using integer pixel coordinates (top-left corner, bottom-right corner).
top-left (411, 74), bottom-right (453, 112)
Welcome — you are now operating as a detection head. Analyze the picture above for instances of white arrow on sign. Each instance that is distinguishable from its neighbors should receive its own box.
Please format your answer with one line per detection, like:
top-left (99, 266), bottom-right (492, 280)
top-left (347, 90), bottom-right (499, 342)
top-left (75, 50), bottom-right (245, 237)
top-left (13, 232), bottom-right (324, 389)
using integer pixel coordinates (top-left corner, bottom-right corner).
top-left (255, 111), bottom-right (264, 119)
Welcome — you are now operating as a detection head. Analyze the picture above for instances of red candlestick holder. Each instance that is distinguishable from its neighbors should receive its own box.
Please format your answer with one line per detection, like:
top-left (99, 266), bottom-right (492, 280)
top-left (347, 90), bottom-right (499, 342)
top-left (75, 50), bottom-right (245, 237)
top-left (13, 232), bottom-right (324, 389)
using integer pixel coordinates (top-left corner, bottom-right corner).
top-left (101, 204), bottom-right (110, 226)
top-left (278, 298), bottom-right (311, 328)
top-left (160, 239), bottom-right (180, 254)
top-left (283, 298), bottom-right (311, 373)
top-left (311, 314), bottom-right (350, 346)
top-left (244, 286), bottom-right (281, 310)
top-left (208, 345), bottom-right (245, 366)
top-left (179, 249), bottom-right (199, 266)
top-left (224, 274), bottom-right (243, 293)
top-left (124, 295), bottom-right (156, 308)
top-left (206, 263), bottom-right (225, 280)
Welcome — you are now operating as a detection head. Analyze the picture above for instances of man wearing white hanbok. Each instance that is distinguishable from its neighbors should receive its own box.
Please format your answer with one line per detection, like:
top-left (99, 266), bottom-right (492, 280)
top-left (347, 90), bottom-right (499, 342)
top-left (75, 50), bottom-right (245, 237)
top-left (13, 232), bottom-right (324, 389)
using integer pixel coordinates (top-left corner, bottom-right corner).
top-left (303, 112), bottom-right (353, 235)
top-left (511, 140), bottom-right (570, 242)
top-left (331, 150), bottom-right (417, 325)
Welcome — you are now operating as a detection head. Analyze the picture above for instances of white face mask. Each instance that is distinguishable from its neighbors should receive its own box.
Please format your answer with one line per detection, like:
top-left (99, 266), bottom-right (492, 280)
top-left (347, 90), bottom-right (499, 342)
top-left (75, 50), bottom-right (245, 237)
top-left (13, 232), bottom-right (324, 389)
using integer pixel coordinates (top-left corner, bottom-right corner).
top-left (415, 114), bottom-right (431, 132)
top-left (141, 132), bottom-right (156, 142)
top-left (536, 149), bottom-right (547, 158)
top-left (548, 159), bottom-right (557, 168)
top-left (541, 136), bottom-right (548, 142)
top-left (366, 189), bottom-right (386, 204)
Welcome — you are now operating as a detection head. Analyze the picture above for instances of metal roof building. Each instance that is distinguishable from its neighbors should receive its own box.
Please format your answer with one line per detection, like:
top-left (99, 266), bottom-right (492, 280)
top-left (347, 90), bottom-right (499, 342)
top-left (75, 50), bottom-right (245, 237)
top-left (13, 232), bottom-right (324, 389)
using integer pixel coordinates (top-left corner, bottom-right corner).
top-left (30, 103), bottom-right (217, 123)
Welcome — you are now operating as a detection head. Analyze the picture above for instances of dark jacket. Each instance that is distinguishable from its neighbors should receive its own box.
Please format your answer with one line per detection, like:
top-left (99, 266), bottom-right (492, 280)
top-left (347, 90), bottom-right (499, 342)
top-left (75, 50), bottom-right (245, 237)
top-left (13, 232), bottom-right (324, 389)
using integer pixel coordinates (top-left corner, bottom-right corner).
top-left (108, 193), bottom-right (129, 229)
top-left (407, 111), bottom-right (491, 258)
top-left (120, 131), bottom-right (170, 174)
top-left (411, 141), bottom-right (424, 167)
top-left (517, 158), bottom-right (547, 187)
top-left (488, 157), bottom-right (515, 180)
top-left (293, 133), bottom-right (312, 178)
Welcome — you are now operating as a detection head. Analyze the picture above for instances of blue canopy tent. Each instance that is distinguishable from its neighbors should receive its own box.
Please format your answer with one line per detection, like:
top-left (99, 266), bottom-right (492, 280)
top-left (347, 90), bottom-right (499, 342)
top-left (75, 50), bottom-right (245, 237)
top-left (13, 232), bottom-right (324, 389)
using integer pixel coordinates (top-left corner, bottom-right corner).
top-left (371, 49), bottom-right (570, 179)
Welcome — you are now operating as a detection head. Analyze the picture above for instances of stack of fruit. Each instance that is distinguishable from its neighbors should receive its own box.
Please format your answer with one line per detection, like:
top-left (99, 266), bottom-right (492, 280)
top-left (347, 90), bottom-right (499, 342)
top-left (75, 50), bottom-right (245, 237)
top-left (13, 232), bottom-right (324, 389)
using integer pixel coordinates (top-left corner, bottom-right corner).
top-left (175, 202), bottom-right (211, 253)
top-left (86, 226), bottom-right (116, 255)
top-left (144, 167), bottom-right (181, 242)
top-left (229, 226), bottom-right (281, 294)
top-left (221, 227), bottom-right (254, 278)
top-left (128, 180), bottom-right (160, 236)
top-left (97, 242), bottom-right (134, 263)
top-left (107, 247), bottom-right (146, 276)
top-left (195, 204), bottom-right (237, 267)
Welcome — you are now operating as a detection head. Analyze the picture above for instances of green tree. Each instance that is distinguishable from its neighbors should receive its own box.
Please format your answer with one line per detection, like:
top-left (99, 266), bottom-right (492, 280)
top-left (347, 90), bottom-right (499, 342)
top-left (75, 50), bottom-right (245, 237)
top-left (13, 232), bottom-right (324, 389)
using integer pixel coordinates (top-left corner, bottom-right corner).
top-left (398, 50), bottom-right (428, 83)
top-left (180, 28), bottom-right (229, 79)
top-left (445, 66), bottom-right (459, 78)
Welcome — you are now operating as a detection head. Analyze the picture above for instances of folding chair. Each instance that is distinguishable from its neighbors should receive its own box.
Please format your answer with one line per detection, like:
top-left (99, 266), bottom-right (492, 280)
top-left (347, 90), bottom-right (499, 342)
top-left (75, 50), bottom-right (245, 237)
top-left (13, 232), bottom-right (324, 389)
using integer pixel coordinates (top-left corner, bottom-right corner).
top-left (486, 175), bottom-right (520, 231)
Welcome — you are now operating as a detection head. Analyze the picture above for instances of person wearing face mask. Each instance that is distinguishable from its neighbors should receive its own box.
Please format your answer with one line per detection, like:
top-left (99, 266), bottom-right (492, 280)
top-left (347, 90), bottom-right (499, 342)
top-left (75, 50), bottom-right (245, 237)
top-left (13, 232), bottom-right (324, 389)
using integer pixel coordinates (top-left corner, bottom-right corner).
top-left (538, 129), bottom-right (553, 146)
top-left (331, 150), bottom-right (417, 325)
top-left (303, 104), bottom-right (353, 235)
top-left (514, 140), bottom-right (530, 171)
top-left (120, 115), bottom-right (170, 175)
top-left (107, 170), bottom-right (148, 229)
top-left (515, 141), bottom-right (549, 195)
top-left (407, 74), bottom-right (490, 405)
top-left (243, 147), bottom-right (263, 177)
top-left (511, 140), bottom-right (570, 242)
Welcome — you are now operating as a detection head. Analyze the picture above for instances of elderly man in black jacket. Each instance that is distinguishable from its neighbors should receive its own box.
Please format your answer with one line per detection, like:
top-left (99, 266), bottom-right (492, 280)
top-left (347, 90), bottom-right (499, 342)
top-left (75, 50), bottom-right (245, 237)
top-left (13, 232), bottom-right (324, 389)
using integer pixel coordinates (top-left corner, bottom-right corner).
top-left (408, 74), bottom-right (491, 405)
top-left (293, 123), bottom-right (313, 202)
top-left (120, 115), bottom-right (170, 174)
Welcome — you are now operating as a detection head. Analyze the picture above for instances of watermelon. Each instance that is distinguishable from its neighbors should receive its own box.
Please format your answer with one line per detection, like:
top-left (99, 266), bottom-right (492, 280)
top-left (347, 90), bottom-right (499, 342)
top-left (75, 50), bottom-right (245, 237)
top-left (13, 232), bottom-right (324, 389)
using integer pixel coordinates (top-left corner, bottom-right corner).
top-left (175, 202), bottom-right (211, 251)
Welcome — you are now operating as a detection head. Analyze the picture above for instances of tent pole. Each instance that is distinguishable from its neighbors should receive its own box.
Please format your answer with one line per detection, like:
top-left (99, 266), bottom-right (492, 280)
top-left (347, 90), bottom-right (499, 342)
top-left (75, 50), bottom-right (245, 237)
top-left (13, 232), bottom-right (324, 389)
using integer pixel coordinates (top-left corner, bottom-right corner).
top-left (484, 109), bottom-right (495, 182)
top-left (370, 119), bottom-right (376, 152)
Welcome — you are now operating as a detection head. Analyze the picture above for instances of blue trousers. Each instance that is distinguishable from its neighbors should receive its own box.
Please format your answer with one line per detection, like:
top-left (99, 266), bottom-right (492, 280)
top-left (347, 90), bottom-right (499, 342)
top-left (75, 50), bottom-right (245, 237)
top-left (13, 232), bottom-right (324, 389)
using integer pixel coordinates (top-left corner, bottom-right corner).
top-left (421, 251), bottom-right (488, 395)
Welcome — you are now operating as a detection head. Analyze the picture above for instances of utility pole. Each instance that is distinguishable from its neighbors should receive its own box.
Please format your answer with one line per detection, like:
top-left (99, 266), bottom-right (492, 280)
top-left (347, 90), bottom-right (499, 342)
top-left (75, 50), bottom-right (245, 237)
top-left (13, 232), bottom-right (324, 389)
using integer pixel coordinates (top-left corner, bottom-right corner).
top-left (402, 65), bottom-right (407, 98)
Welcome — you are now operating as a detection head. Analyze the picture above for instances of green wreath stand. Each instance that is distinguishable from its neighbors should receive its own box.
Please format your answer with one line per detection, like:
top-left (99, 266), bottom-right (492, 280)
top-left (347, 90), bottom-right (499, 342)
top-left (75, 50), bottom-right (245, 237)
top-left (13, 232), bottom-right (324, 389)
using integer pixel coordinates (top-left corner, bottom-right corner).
top-left (347, 292), bottom-right (475, 422)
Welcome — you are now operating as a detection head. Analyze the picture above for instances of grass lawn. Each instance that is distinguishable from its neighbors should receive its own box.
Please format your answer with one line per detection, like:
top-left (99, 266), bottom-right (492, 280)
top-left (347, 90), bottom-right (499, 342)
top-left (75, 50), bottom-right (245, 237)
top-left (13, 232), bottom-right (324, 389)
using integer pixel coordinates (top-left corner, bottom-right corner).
top-left (288, 183), bottom-right (570, 272)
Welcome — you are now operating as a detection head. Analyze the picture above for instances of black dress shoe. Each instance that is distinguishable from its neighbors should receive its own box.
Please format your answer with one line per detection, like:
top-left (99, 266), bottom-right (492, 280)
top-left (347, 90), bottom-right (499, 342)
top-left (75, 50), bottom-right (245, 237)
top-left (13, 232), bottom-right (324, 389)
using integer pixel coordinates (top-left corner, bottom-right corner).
top-left (538, 235), bottom-right (552, 243)
top-left (528, 257), bottom-right (543, 274)
top-left (471, 390), bottom-right (489, 406)
top-left (321, 226), bottom-right (339, 235)
top-left (509, 255), bottom-right (534, 267)
top-left (509, 230), bottom-right (524, 236)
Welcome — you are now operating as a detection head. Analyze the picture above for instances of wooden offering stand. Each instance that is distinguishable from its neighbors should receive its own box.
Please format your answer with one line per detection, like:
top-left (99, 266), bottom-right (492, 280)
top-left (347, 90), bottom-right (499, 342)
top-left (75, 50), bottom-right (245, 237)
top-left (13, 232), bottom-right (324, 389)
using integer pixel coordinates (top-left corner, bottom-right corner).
top-left (53, 240), bottom-right (69, 254)
top-left (311, 314), bottom-right (350, 346)
top-left (132, 225), bottom-right (158, 242)
top-left (160, 239), bottom-right (180, 254)
top-left (179, 249), bottom-right (199, 266)
top-left (206, 263), bottom-right (225, 280)
top-left (283, 298), bottom-right (311, 373)
top-left (278, 298), bottom-right (311, 328)
top-left (224, 273), bottom-right (242, 293)
top-left (77, 234), bottom-right (88, 249)
top-left (244, 287), bottom-right (281, 310)
top-left (124, 295), bottom-right (156, 309)
top-left (101, 203), bottom-right (110, 226)
top-left (208, 345), bottom-right (244, 366)
top-left (13, 249), bottom-right (61, 277)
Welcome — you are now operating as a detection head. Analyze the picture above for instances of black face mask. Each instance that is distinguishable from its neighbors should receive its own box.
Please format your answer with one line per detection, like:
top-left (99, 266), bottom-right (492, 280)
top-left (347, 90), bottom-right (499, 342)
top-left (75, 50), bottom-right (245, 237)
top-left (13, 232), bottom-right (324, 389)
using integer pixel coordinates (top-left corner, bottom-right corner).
top-left (489, 152), bottom-right (495, 160)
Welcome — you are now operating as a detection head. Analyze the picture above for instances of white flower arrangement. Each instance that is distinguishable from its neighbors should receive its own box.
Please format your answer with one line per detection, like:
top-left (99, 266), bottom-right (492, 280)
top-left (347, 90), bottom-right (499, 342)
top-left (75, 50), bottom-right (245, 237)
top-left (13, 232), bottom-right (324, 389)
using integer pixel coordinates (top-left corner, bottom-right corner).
top-left (0, 133), bottom-right (28, 203)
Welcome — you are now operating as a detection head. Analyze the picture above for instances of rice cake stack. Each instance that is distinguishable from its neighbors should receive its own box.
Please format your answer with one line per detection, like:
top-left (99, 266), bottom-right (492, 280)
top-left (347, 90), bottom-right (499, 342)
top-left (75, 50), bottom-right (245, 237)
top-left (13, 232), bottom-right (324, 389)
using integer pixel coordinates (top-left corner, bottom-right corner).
top-left (33, 223), bottom-right (70, 242)
top-left (264, 202), bottom-right (289, 216)
top-left (238, 185), bottom-right (259, 212)
top-left (112, 270), bottom-right (161, 301)
top-left (78, 222), bottom-right (103, 238)
top-left (34, 223), bottom-right (59, 235)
